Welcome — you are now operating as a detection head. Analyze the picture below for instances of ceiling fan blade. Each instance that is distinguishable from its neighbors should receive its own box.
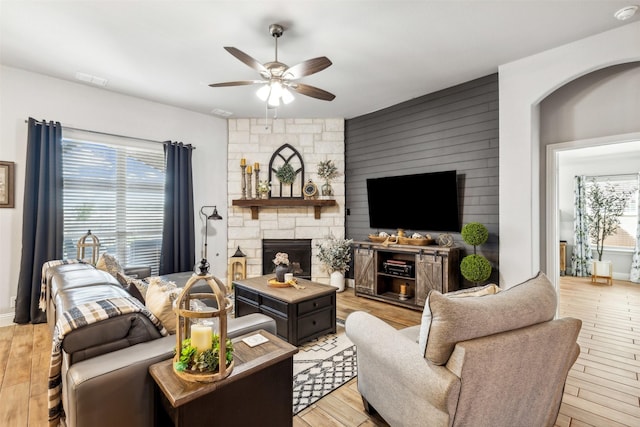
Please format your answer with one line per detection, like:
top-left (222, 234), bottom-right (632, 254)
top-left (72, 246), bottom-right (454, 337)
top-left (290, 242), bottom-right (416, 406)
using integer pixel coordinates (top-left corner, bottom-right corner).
top-left (224, 47), bottom-right (269, 75)
top-left (289, 83), bottom-right (335, 101)
top-left (284, 57), bottom-right (332, 80)
top-left (208, 80), bottom-right (263, 87)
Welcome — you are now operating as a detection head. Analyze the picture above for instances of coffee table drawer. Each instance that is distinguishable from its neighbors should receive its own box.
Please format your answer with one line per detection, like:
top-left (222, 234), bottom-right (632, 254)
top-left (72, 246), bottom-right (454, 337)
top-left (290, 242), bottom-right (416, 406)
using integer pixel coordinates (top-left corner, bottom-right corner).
top-left (298, 294), bottom-right (334, 316)
top-left (236, 286), bottom-right (259, 303)
top-left (297, 308), bottom-right (335, 342)
top-left (261, 294), bottom-right (288, 317)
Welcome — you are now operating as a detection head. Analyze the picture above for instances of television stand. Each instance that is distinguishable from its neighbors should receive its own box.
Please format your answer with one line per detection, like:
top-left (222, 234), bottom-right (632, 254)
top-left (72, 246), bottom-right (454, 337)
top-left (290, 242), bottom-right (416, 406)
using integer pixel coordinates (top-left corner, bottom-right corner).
top-left (352, 241), bottom-right (459, 310)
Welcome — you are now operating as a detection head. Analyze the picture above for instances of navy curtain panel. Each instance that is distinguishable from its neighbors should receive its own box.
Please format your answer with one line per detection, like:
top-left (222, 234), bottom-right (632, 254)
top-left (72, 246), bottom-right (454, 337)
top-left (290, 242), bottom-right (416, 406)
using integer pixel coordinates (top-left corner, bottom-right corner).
top-left (14, 118), bottom-right (63, 324)
top-left (160, 141), bottom-right (195, 275)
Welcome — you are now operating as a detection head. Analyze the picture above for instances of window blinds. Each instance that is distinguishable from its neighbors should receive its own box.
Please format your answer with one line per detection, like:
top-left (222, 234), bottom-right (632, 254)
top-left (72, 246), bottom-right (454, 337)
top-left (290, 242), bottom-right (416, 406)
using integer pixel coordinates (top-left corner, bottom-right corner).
top-left (61, 133), bottom-right (165, 275)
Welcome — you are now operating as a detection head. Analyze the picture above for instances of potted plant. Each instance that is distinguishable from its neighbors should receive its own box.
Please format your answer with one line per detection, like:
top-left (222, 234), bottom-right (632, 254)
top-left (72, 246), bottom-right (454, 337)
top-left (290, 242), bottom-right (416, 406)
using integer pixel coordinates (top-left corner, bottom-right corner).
top-left (459, 222), bottom-right (492, 285)
top-left (585, 179), bottom-right (636, 278)
top-left (316, 234), bottom-right (353, 292)
top-left (257, 180), bottom-right (271, 199)
top-left (272, 252), bottom-right (290, 282)
top-left (317, 160), bottom-right (339, 197)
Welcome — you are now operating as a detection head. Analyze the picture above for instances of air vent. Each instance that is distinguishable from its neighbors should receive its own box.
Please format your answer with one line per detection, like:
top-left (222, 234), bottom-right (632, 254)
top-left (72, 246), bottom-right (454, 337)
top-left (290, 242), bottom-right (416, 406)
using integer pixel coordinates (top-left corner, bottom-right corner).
top-left (211, 108), bottom-right (233, 118)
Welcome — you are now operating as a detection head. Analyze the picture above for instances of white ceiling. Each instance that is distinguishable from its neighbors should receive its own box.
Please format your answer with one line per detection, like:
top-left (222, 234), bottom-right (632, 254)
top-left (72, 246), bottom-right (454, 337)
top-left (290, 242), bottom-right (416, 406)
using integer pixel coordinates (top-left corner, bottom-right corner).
top-left (1, 1), bottom-right (638, 119)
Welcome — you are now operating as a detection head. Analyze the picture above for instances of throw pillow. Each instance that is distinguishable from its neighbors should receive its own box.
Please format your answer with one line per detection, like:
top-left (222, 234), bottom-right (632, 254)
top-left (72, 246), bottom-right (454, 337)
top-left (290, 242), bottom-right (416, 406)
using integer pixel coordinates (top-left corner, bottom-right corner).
top-left (115, 271), bottom-right (149, 301)
top-left (418, 283), bottom-right (500, 357)
top-left (425, 271), bottom-right (557, 365)
top-left (96, 252), bottom-right (124, 279)
top-left (145, 277), bottom-right (180, 334)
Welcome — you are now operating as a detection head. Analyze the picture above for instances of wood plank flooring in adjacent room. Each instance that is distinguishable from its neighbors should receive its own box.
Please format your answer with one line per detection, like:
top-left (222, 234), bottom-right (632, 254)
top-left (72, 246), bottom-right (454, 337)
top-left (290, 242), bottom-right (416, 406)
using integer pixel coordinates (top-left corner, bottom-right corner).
top-left (1, 277), bottom-right (638, 426)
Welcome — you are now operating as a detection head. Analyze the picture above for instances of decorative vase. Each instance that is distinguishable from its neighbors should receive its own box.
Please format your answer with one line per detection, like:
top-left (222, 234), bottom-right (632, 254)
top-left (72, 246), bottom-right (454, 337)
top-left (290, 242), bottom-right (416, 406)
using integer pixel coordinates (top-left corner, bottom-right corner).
top-left (275, 265), bottom-right (289, 283)
top-left (321, 181), bottom-right (333, 197)
top-left (330, 270), bottom-right (345, 292)
top-left (260, 192), bottom-right (269, 199)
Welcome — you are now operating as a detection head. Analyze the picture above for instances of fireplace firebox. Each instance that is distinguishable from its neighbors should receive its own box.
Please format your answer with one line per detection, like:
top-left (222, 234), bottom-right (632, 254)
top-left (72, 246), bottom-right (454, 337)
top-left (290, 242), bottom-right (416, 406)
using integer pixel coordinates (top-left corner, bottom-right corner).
top-left (262, 239), bottom-right (312, 280)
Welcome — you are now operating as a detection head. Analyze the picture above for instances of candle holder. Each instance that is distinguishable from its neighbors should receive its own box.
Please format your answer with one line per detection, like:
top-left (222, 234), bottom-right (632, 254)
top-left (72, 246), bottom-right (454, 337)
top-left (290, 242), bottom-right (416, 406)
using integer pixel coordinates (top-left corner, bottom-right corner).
top-left (254, 166), bottom-right (260, 199)
top-left (173, 269), bottom-right (234, 383)
top-left (246, 169), bottom-right (253, 199)
top-left (240, 165), bottom-right (247, 199)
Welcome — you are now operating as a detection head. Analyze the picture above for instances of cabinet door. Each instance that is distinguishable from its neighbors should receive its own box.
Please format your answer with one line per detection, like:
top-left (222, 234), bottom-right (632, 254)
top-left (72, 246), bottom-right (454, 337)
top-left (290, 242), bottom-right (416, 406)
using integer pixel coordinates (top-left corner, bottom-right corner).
top-left (354, 246), bottom-right (375, 295)
top-left (415, 254), bottom-right (443, 306)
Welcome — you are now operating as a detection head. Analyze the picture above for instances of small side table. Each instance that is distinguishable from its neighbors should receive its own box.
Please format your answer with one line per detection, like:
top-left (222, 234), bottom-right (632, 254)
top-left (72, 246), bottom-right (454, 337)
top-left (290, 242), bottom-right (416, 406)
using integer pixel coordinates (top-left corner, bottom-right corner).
top-left (149, 329), bottom-right (298, 427)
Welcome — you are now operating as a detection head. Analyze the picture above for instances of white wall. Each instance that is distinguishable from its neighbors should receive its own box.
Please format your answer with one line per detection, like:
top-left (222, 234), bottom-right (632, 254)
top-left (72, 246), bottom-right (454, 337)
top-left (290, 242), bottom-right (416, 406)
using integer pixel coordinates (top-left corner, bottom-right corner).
top-left (499, 21), bottom-right (640, 288)
top-left (0, 66), bottom-right (228, 323)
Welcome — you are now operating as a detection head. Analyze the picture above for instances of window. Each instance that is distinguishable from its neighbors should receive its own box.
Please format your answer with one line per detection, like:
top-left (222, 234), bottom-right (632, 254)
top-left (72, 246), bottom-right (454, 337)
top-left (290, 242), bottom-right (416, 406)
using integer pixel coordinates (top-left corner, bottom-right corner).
top-left (61, 130), bottom-right (165, 275)
top-left (585, 175), bottom-right (638, 250)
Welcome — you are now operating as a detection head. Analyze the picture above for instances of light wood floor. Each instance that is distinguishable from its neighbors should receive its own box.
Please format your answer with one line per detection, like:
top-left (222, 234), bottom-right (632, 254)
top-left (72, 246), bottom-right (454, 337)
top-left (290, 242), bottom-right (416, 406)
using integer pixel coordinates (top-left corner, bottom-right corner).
top-left (1, 277), bottom-right (638, 426)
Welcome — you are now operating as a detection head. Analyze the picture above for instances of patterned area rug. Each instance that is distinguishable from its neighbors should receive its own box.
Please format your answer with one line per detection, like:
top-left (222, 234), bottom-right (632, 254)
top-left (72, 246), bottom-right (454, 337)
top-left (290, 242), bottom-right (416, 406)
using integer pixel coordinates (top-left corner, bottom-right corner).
top-left (292, 320), bottom-right (357, 414)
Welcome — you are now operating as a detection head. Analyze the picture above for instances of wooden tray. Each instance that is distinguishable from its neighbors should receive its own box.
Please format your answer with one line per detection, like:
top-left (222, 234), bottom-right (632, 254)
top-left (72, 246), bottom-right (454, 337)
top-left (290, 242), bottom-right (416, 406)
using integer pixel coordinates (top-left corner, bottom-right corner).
top-left (268, 278), bottom-right (293, 288)
top-left (368, 235), bottom-right (389, 243)
top-left (398, 237), bottom-right (433, 246)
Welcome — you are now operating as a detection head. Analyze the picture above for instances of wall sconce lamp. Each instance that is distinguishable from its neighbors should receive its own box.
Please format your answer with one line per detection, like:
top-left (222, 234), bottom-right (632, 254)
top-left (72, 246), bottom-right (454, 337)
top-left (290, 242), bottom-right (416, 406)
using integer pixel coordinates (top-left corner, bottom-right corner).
top-left (199, 206), bottom-right (223, 273)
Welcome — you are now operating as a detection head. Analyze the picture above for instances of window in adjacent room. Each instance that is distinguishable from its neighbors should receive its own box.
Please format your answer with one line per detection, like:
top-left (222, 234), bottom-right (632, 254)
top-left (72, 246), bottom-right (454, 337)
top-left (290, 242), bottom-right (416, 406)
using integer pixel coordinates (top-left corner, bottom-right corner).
top-left (585, 174), bottom-right (638, 250)
top-left (61, 129), bottom-right (165, 275)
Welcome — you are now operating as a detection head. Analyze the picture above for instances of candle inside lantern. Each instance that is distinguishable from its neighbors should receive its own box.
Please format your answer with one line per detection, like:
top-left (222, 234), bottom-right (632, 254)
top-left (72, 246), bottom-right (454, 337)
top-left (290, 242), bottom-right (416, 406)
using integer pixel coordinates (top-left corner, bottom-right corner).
top-left (191, 324), bottom-right (212, 353)
top-left (240, 158), bottom-right (246, 166)
top-left (254, 162), bottom-right (260, 170)
top-left (246, 165), bottom-right (252, 174)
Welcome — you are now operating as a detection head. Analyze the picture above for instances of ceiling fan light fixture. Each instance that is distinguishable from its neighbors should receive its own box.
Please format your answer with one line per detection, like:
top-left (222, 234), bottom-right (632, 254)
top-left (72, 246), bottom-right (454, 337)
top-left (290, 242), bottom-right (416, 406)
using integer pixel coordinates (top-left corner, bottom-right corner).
top-left (256, 84), bottom-right (270, 101)
top-left (281, 87), bottom-right (295, 104)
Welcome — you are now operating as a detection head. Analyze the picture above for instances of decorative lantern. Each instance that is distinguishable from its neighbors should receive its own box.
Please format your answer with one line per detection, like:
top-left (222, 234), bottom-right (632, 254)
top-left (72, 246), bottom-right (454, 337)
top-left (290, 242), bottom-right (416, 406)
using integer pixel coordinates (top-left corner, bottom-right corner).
top-left (227, 246), bottom-right (247, 285)
top-left (173, 260), bottom-right (234, 383)
top-left (77, 230), bottom-right (100, 265)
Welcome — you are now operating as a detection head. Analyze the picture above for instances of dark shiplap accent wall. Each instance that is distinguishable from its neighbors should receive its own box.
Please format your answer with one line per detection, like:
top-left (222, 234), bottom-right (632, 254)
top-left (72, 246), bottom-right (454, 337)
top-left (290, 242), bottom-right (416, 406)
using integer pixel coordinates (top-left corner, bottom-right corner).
top-left (345, 74), bottom-right (499, 284)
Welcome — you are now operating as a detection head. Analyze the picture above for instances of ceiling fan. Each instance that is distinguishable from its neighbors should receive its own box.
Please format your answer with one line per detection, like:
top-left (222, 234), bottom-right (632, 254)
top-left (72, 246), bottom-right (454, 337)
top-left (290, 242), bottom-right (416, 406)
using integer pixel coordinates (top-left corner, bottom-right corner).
top-left (209, 24), bottom-right (335, 108)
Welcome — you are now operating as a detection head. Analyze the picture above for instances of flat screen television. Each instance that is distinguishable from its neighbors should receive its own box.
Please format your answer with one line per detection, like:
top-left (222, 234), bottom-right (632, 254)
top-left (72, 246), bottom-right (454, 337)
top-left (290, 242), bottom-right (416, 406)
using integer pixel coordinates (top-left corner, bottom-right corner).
top-left (366, 170), bottom-right (460, 232)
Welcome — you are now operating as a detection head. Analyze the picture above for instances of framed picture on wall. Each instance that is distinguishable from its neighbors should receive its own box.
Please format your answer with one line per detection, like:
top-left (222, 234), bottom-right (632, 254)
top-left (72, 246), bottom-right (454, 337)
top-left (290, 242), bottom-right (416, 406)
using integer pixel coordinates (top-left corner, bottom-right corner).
top-left (0, 161), bottom-right (15, 208)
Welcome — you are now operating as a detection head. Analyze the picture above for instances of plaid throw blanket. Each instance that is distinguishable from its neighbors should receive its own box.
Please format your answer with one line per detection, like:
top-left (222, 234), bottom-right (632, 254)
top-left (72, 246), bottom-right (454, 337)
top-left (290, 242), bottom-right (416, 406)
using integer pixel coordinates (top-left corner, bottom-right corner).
top-left (48, 297), bottom-right (168, 427)
top-left (38, 259), bottom-right (86, 312)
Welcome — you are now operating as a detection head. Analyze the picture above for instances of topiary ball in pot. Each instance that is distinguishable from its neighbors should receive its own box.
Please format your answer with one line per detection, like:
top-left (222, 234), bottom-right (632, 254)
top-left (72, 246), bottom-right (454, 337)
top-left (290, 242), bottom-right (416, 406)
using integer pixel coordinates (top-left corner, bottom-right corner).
top-left (460, 254), bottom-right (492, 284)
top-left (461, 222), bottom-right (489, 247)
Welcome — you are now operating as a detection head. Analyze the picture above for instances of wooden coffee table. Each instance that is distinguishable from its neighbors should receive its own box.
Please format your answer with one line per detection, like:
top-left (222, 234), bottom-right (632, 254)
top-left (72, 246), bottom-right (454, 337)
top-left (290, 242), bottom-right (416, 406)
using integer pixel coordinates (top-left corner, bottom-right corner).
top-left (233, 275), bottom-right (337, 346)
top-left (149, 329), bottom-right (297, 427)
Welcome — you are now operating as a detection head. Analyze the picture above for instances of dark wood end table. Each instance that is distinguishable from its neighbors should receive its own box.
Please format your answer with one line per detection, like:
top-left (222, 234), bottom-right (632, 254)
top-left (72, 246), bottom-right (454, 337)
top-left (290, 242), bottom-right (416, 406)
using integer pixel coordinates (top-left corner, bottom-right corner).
top-left (233, 275), bottom-right (337, 346)
top-left (149, 329), bottom-right (298, 427)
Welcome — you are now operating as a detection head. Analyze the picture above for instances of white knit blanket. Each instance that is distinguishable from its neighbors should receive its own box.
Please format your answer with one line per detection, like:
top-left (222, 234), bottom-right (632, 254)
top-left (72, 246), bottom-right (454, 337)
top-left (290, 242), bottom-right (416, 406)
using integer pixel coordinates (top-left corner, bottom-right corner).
top-left (48, 297), bottom-right (168, 426)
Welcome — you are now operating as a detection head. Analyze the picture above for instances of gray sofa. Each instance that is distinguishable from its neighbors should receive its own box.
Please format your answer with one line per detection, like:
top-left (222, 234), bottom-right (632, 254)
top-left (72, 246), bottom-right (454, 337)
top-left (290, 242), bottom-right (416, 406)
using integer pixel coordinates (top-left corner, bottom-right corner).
top-left (43, 262), bottom-right (276, 427)
top-left (345, 272), bottom-right (581, 427)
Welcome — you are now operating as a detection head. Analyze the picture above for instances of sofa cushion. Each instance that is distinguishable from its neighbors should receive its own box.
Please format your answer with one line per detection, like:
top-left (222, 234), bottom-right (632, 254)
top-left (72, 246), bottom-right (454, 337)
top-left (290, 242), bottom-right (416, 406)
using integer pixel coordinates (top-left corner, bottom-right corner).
top-left (96, 252), bottom-right (124, 279)
top-left (418, 283), bottom-right (500, 356)
top-left (116, 272), bottom-right (148, 303)
top-left (425, 271), bottom-right (557, 365)
top-left (145, 277), bottom-right (180, 334)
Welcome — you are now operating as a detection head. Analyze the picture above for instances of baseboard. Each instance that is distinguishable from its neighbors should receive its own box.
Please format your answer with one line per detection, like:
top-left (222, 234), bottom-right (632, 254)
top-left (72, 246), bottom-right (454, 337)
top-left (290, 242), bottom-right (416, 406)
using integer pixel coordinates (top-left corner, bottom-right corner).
top-left (0, 311), bottom-right (15, 327)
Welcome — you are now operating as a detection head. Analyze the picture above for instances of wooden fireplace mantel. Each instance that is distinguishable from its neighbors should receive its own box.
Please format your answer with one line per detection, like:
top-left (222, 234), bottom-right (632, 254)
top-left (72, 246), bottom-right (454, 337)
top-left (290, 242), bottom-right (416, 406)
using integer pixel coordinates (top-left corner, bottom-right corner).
top-left (232, 198), bottom-right (337, 220)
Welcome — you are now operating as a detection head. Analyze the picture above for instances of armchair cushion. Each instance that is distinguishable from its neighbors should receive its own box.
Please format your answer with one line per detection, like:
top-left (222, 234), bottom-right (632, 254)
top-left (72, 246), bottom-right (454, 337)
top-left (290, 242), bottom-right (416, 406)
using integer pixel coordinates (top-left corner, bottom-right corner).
top-left (418, 283), bottom-right (500, 357)
top-left (426, 271), bottom-right (557, 365)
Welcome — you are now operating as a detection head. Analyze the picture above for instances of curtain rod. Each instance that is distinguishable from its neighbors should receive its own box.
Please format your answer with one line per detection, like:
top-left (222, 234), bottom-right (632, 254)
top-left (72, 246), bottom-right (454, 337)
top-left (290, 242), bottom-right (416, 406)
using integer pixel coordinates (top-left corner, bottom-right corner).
top-left (25, 119), bottom-right (195, 149)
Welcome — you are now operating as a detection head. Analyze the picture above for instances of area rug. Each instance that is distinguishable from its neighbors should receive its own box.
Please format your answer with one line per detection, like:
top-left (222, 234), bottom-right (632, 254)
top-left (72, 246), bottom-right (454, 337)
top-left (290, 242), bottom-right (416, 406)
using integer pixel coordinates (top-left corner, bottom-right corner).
top-left (292, 320), bottom-right (357, 414)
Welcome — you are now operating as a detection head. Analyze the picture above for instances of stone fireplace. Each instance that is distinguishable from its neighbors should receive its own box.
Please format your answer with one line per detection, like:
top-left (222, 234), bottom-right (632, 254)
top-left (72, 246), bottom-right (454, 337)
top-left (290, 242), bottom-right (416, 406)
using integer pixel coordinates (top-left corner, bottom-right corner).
top-left (226, 118), bottom-right (345, 284)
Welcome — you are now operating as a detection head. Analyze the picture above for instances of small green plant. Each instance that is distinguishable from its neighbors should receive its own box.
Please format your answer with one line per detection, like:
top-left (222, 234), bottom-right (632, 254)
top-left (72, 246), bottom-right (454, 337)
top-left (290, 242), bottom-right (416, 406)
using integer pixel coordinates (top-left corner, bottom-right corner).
top-left (317, 160), bottom-right (339, 182)
top-left (275, 163), bottom-right (296, 184)
top-left (174, 336), bottom-right (233, 373)
top-left (460, 222), bottom-right (492, 284)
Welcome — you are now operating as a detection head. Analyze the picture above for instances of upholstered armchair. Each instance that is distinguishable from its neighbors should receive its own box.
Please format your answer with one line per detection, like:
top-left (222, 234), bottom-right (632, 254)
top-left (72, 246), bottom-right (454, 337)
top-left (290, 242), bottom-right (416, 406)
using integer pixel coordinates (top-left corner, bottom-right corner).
top-left (345, 272), bottom-right (581, 427)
